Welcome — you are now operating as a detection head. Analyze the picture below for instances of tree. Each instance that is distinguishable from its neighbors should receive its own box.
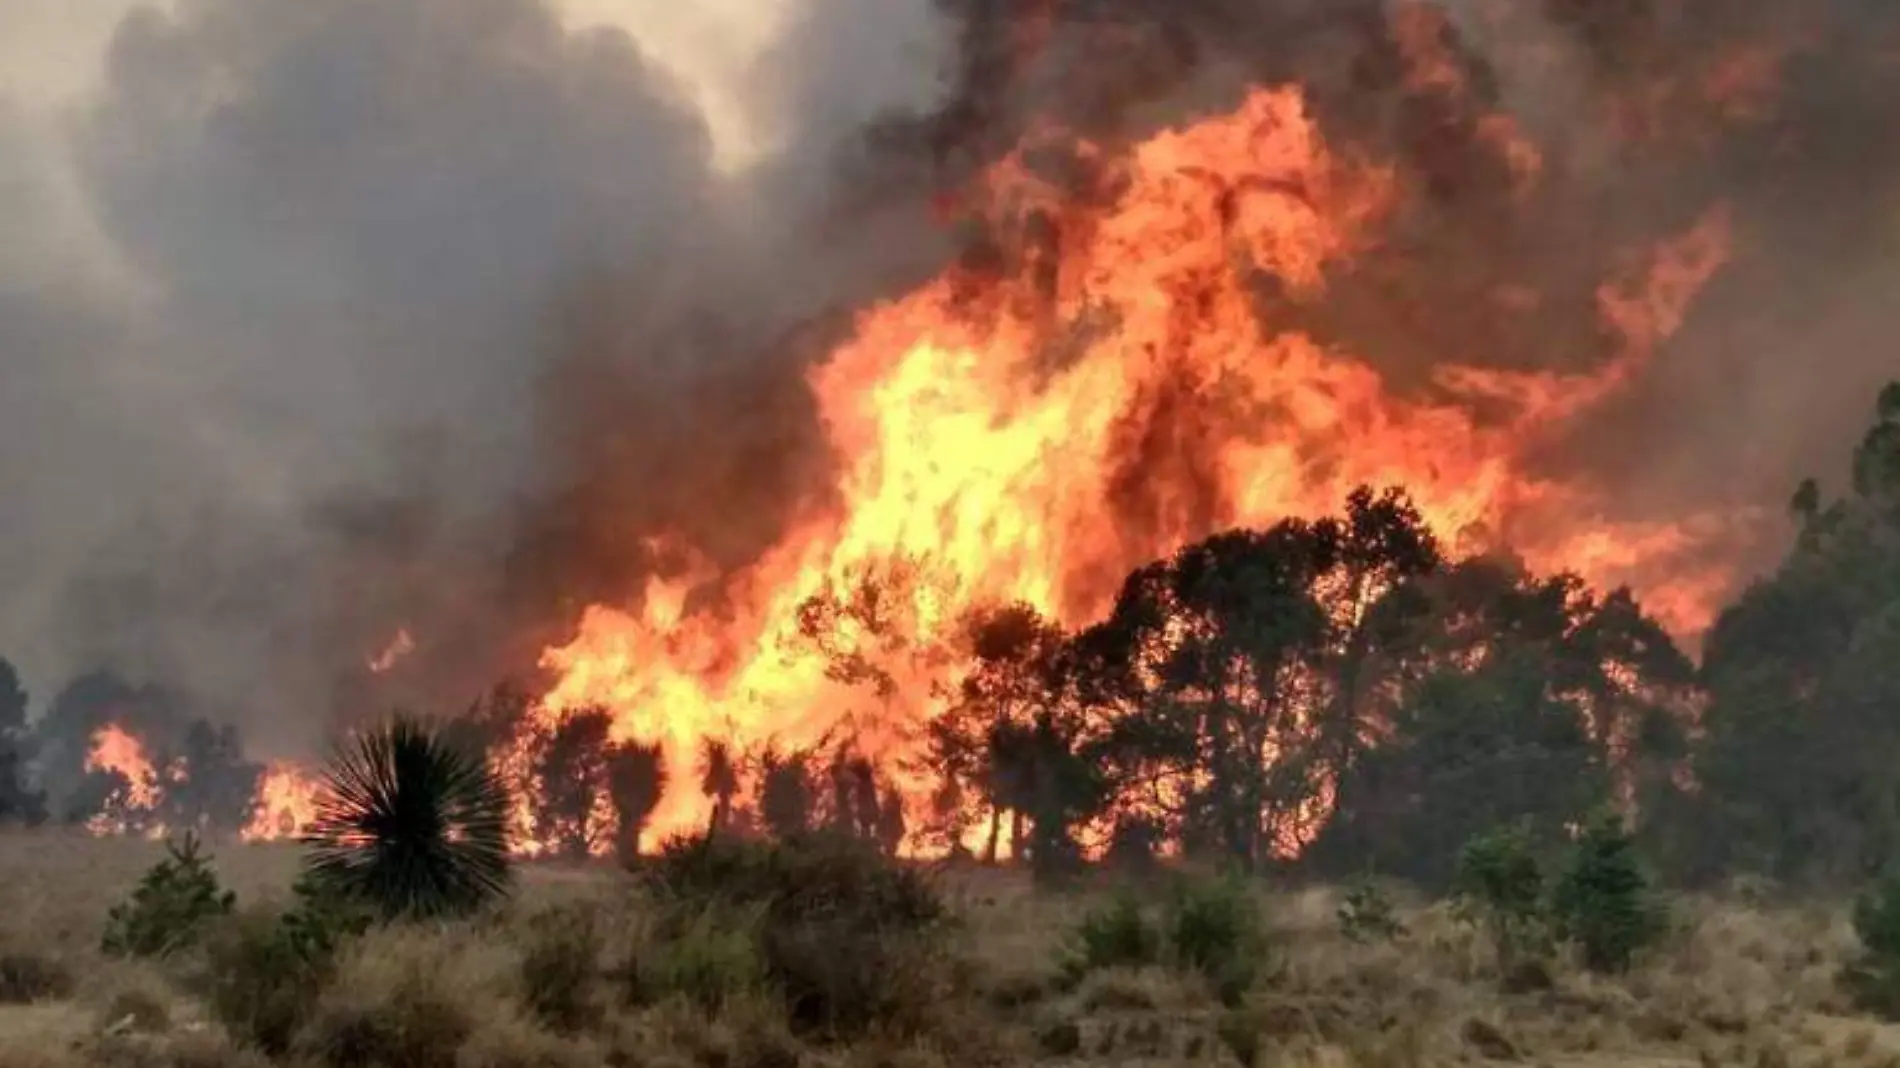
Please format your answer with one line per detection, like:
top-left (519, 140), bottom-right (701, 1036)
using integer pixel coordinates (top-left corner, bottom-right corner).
top-left (700, 738), bottom-right (740, 835)
top-left (0, 658), bottom-right (44, 824)
top-left (926, 603), bottom-right (1074, 863)
top-left (156, 718), bottom-right (264, 835)
top-left (606, 740), bottom-right (666, 860)
top-left (1691, 382), bottom-right (1900, 885)
top-left (1076, 520), bottom-right (1338, 866)
top-left (1551, 810), bottom-right (1664, 973)
top-left (303, 715), bottom-right (512, 919)
top-left (530, 708), bottom-right (615, 858)
top-left (759, 745), bottom-right (817, 842)
top-left (1308, 551), bottom-right (1693, 889)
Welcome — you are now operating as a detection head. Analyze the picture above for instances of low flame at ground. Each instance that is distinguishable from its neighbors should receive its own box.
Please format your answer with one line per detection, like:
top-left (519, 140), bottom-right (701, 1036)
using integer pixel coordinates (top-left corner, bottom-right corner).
top-left (243, 763), bottom-right (322, 841)
top-left (83, 725), bottom-right (161, 837)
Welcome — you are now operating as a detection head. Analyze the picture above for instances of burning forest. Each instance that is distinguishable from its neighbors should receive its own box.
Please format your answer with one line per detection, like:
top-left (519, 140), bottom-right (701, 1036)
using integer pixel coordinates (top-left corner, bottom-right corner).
top-left (3, 0), bottom-right (1900, 888)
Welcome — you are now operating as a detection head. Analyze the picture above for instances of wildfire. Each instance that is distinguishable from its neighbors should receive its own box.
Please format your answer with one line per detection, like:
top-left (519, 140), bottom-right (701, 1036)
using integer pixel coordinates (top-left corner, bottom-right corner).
top-left (243, 762), bottom-right (322, 841)
top-left (534, 82), bottom-right (1739, 849)
top-left (83, 724), bottom-right (161, 837)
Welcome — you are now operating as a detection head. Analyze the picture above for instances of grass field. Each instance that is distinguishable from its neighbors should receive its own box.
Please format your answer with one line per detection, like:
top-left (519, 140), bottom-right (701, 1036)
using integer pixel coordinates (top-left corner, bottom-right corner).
top-left (0, 829), bottom-right (1895, 1068)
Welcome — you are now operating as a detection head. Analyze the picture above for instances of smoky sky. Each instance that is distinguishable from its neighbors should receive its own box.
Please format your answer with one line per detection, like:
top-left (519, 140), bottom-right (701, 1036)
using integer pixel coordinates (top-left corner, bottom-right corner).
top-left (0, 0), bottom-right (951, 753)
top-left (3, 0), bottom-right (1899, 757)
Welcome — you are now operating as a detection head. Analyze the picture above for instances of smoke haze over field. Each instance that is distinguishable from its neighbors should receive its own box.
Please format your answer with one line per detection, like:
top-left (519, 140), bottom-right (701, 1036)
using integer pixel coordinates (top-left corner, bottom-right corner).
top-left (0, 0), bottom-right (1897, 763)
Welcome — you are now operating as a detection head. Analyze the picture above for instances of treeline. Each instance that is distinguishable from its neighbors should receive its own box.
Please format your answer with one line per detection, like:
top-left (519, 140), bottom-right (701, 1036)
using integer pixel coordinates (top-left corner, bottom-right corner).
top-left (6, 383), bottom-right (1900, 894)
top-left (511, 378), bottom-right (1900, 892)
top-left (0, 668), bottom-right (263, 834)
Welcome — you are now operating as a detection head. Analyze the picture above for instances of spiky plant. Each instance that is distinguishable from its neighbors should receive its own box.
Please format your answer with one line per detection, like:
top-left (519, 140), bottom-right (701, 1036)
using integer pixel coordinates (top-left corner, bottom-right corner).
top-left (302, 715), bottom-right (512, 919)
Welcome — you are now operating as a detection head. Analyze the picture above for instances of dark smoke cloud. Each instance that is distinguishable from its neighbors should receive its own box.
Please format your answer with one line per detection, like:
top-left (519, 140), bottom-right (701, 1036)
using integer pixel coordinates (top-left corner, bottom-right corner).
top-left (0, 0), bottom-right (951, 755)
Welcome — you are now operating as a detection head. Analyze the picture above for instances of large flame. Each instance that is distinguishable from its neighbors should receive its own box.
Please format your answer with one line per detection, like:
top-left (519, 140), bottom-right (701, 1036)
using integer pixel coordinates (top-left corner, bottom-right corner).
top-left (535, 85), bottom-right (1736, 849)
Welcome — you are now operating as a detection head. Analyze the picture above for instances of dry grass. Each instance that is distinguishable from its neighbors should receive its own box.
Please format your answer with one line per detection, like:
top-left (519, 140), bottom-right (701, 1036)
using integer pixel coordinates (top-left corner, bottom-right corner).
top-left (4, 829), bottom-right (1900, 1068)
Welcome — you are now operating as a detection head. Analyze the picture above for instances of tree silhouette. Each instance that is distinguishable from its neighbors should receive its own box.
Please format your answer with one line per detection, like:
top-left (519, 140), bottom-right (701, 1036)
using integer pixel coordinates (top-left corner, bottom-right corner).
top-left (1692, 382), bottom-right (1900, 884)
top-left (760, 744), bottom-right (817, 841)
top-left (606, 740), bottom-right (666, 860)
top-left (0, 658), bottom-right (43, 824)
top-left (699, 738), bottom-right (740, 835)
top-left (156, 718), bottom-right (264, 836)
top-left (531, 708), bottom-right (614, 858)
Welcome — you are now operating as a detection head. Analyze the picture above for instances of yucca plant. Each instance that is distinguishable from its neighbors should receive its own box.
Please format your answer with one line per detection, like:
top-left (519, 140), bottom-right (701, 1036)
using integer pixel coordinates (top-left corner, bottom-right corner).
top-left (302, 715), bottom-right (512, 919)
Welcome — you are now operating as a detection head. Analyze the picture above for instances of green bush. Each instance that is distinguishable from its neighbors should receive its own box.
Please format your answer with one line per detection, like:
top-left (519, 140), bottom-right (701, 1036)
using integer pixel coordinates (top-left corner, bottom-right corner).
top-left (647, 830), bottom-right (944, 931)
top-left (1337, 876), bottom-right (1406, 944)
top-left (102, 832), bottom-right (237, 960)
top-left (1065, 893), bottom-right (1162, 978)
top-left (1453, 823), bottom-right (1550, 970)
top-left (1844, 869), bottom-right (1900, 1018)
top-left (1167, 874), bottom-right (1265, 1004)
top-left (518, 902), bottom-right (606, 1031)
top-left (279, 871), bottom-right (375, 963)
top-left (1550, 811), bottom-right (1665, 973)
top-left (631, 904), bottom-right (767, 1010)
top-left (201, 909), bottom-right (336, 1056)
top-left (641, 831), bottom-right (953, 1038)
top-left (198, 874), bottom-right (371, 1055)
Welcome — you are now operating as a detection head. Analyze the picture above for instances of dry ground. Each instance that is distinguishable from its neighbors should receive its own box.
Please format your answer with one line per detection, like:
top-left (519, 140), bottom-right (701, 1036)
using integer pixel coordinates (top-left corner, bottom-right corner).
top-left (0, 829), bottom-right (1896, 1068)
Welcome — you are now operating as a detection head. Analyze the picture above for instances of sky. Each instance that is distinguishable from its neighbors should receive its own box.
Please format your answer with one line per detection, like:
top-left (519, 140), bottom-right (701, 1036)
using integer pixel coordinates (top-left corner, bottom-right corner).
top-left (0, 0), bottom-right (953, 742)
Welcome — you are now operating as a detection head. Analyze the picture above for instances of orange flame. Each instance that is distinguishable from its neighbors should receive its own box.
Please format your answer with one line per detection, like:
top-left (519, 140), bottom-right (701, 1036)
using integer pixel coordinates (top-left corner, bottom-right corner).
top-left (83, 724), bottom-right (162, 837)
top-left (242, 762), bottom-right (322, 841)
top-left (533, 83), bottom-right (1738, 850)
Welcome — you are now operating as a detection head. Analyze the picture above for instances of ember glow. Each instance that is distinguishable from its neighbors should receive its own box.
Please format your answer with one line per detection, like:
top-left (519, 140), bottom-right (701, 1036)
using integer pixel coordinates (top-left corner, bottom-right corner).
top-left (532, 84), bottom-right (1739, 848)
top-left (367, 627), bottom-right (416, 675)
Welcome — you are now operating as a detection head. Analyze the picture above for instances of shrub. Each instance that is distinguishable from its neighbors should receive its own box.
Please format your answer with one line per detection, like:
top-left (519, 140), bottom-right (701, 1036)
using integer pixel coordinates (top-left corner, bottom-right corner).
top-left (647, 830), bottom-right (944, 930)
top-left (1550, 810), bottom-right (1665, 973)
top-left (1453, 823), bottom-right (1550, 970)
top-left (196, 874), bottom-right (370, 1055)
top-left (1065, 893), bottom-right (1162, 978)
top-left (632, 904), bottom-right (767, 1010)
top-left (294, 932), bottom-right (486, 1068)
top-left (641, 830), bottom-right (952, 1038)
top-left (102, 832), bottom-right (237, 959)
top-left (1843, 869), bottom-right (1900, 1018)
top-left (518, 902), bottom-right (605, 1032)
top-left (201, 909), bottom-right (336, 1056)
top-left (1338, 876), bottom-right (1407, 944)
top-left (0, 951), bottom-right (72, 1003)
top-left (1166, 874), bottom-right (1265, 1005)
top-left (303, 716), bottom-right (512, 920)
top-left (278, 871), bottom-right (375, 964)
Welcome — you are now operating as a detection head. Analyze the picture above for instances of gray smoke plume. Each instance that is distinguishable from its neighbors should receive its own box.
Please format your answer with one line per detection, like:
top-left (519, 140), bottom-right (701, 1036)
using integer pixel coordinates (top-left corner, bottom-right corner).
top-left (0, 0), bottom-right (952, 757)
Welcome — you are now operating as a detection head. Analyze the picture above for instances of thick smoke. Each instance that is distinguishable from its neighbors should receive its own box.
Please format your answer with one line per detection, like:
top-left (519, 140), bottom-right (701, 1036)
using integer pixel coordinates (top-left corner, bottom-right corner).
top-left (0, 0), bottom-right (951, 757)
